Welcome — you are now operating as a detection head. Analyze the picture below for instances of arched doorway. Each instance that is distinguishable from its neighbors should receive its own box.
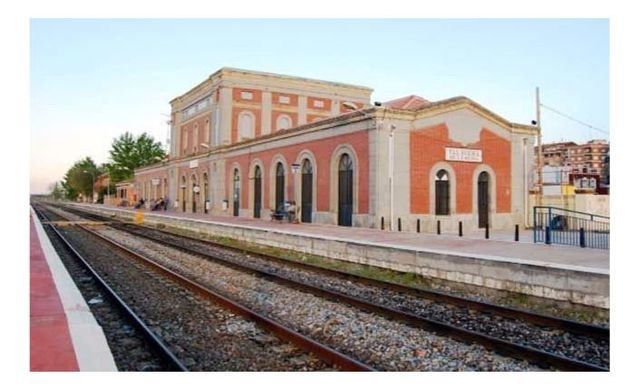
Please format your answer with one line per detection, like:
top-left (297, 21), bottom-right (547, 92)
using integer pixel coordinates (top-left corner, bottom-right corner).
top-left (301, 159), bottom-right (313, 223)
top-left (338, 154), bottom-right (353, 227)
top-left (233, 168), bottom-right (240, 217)
top-left (478, 171), bottom-right (490, 228)
top-left (191, 174), bottom-right (198, 213)
top-left (203, 173), bottom-right (209, 214)
top-left (435, 169), bottom-right (450, 215)
top-left (253, 166), bottom-right (262, 218)
top-left (275, 162), bottom-right (285, 212)
top-left (181, 176), bottom-right (186, 212)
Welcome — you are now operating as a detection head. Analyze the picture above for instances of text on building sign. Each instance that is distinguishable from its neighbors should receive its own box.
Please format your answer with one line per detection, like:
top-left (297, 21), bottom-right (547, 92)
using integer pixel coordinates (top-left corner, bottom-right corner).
top-left (445, 148), bottom-right (482, 163)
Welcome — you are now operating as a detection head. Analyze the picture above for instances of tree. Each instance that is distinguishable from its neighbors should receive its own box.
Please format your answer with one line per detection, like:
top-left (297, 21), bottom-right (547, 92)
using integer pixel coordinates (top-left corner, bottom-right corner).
top-left (61, 157), bottom-right (99, 201)
top-left (48, 182), bottom-right (64, 201)
top-left (107, 132), bottom-right (166, 183)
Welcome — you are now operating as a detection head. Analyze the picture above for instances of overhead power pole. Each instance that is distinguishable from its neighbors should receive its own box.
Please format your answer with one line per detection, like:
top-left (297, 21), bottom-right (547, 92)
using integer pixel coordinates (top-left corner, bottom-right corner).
top-left (536, 87), bottom-right (543, 207)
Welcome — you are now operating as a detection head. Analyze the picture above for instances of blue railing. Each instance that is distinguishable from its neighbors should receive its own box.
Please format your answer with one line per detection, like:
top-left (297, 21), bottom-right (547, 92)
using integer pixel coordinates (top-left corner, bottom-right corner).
top-left (533, 206), bottom-right (609, 249)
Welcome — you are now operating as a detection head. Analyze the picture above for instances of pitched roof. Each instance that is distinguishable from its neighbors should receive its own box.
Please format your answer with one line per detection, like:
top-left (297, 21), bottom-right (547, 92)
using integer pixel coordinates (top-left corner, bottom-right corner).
top-left (383, 95), bottom-right (431, 110)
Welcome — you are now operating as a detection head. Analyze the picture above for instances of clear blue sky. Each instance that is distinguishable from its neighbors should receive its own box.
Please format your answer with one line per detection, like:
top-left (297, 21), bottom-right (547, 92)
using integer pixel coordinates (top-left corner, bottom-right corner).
top-left (30, 19), bottom-right (609, 194)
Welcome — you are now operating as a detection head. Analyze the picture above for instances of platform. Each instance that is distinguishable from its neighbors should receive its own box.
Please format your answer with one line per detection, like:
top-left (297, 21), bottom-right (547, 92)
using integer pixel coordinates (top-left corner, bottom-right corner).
top-left (30, 207), bottom-right (117, 371)
top-left (68, 203), bottom-right (609, 308)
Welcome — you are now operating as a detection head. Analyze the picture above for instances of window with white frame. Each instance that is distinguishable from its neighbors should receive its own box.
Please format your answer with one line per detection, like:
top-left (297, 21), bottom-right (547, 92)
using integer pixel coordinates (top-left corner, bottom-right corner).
top-left (278, 95), bottom-right (290, 104)
top-left (277, 115), bottom-right (292, 130)
top-left (239, 112), bottom-right (254, 140)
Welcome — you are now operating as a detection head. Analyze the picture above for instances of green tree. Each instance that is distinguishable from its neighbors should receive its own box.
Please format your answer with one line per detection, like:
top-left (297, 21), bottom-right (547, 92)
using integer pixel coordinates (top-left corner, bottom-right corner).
top-left (61, 157), bottom-right (99, 201)
top-left (107, 132), bottom-right (166, 183)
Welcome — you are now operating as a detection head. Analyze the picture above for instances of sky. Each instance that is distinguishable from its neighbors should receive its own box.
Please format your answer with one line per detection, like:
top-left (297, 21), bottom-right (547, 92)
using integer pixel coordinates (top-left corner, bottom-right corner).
top-left (30, 19), bottom-right (609, 194)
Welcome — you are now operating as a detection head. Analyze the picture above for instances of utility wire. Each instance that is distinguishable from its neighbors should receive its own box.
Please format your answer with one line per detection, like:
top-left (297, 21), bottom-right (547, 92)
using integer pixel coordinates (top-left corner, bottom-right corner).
top-left (540, 103), bottom-right (609, 135)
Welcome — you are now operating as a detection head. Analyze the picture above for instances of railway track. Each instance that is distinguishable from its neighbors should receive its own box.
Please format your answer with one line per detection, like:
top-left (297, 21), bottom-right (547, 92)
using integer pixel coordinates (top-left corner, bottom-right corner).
top-left (33, 203), bottom-right (373, 371)
top-left (47, 203), bottom-right (610, 371)
top-left (32, 205), bottom-right (188, 371)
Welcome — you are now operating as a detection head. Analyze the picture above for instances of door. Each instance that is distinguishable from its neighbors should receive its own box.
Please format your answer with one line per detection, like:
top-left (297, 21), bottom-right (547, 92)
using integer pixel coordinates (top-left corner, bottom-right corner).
top-left (203, 173), bottom-right (208, 214)
top-left (233, 169), bottom-right (240, 217)
top-left (191, 175), bottom-right (197, 213)
top-left (478, 172), bottom-right (490, 228)
top-left (338, 154), bottom-right (353, 227)
top-left (253, 166), bottom-right (262, 218)
top-left (301, 159), bottom-right (313, 223)
top-left (275, 162), bottom-right (285, 212)
top-left (181, 188), bottom-right (186, 212)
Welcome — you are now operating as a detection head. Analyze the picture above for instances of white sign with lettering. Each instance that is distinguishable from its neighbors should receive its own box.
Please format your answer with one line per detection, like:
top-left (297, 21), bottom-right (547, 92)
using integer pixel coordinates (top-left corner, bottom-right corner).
top-left (189, 160), bottom-right (199, 169)
top-left (445, 148), bottom-right (482, 163)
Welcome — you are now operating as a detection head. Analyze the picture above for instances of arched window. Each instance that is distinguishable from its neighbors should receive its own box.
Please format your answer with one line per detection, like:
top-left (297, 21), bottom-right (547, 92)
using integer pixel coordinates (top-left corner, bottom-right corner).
top-left (277, 115), bottom-right (292, 131)
top-left (239, 112), bottom-right (254, 140)
top-left (275, 162), bottom-right (285, 212)
top-left (435, 169), bottom-right (450, 215)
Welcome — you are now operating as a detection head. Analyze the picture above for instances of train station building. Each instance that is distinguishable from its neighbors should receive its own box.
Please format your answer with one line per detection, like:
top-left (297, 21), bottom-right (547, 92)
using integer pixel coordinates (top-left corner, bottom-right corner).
top-left (133, 67), bottom-right (538, 232)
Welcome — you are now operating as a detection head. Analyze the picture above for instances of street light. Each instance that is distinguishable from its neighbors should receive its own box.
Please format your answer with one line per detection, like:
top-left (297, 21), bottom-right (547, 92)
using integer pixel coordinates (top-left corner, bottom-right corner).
top-left (83, 170), bottom-right (95, 203)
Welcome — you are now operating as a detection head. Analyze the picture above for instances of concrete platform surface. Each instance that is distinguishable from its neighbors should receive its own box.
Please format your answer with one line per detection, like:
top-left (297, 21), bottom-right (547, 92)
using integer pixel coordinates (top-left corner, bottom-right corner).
top-left (80, 203), bottom-right (608, 274)
top-left (30, 208), bottom-right (117, 371)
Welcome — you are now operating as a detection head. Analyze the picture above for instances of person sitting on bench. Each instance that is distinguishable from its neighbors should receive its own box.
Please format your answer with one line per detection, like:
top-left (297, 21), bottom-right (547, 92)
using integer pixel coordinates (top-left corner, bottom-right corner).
top-left (271, 203), bottom-right (287, 221)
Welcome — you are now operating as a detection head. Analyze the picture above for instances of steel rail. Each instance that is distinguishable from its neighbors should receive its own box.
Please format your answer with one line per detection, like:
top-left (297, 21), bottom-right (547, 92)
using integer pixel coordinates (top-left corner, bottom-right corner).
top-left (52, 204), bottom-right (610, 371)
top-left (67, 221), bottom-right (374, 372)
top-left (57, 203), bottom-right (609, 340)
top-left (102, 221), bottom-right (608, 372)
top-left (126, 221), bottom-right (609, 338)
top-left (31, 205), bottom-right (188, 372)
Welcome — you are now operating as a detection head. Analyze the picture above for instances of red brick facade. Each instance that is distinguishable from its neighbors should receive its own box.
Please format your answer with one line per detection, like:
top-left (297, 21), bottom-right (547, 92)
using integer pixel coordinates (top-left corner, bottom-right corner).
top-left (226, 130), bottom-right (370, 214)
top-left (410, 123), bottom-right (511, 214)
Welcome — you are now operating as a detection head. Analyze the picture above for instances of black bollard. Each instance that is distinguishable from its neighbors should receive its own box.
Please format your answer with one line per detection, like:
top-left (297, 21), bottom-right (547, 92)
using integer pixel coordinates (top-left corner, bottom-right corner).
top-left (515, 224), bottom-right (519, 242)
top-left (417, 219), bottom-right (421, 233)
top-left (458, 221), bottom-right (463, 237)
top-left (485, 222), bottom-right (490, 239)
top-left (579, 227), bottom-right (586, 248)
top-left (437, 220), bottom-right (441, 235)
top-left (381, 217), bottom-right (384, 230)
top-left (398, 218), bottom-right (402, 232)
top-left (545, 226), bottom-right (551, 244)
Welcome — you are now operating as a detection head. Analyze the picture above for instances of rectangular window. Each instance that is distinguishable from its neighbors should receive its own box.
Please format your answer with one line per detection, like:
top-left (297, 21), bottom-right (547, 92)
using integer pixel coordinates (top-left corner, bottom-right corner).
top-left (278, 95), bottom-right (290, 104)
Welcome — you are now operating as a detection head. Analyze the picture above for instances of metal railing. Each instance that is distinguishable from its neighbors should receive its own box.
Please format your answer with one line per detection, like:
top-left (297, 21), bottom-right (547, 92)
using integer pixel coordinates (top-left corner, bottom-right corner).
top-left (533, 206), bottom-right (609, 249)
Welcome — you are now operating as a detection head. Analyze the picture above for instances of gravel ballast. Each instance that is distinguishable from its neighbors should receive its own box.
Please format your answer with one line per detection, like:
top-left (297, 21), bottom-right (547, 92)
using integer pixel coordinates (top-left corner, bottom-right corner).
top-left (92, 225), bottom-right (540, 371)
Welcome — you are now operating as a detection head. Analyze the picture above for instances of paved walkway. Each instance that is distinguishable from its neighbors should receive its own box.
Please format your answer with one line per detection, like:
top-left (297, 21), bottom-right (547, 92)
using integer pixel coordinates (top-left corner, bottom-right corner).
top-left (82, 204), bottom-right (609, 274)
top-left (30, 208), bottom-right (117, 371)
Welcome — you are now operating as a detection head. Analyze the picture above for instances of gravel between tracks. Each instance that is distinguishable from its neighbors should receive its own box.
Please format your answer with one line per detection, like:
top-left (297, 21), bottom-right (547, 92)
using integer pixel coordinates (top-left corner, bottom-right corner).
top-left (116, 224), bottom-right (608, 368)
top-left (93, 225), bottom-right (539, 371)
top-left (57, 225), bottom-right (331, 371)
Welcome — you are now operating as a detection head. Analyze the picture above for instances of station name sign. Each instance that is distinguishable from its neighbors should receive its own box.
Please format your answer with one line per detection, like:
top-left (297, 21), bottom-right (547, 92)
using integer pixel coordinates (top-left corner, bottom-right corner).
top-left (445, 147), bottom-right (482, 163)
